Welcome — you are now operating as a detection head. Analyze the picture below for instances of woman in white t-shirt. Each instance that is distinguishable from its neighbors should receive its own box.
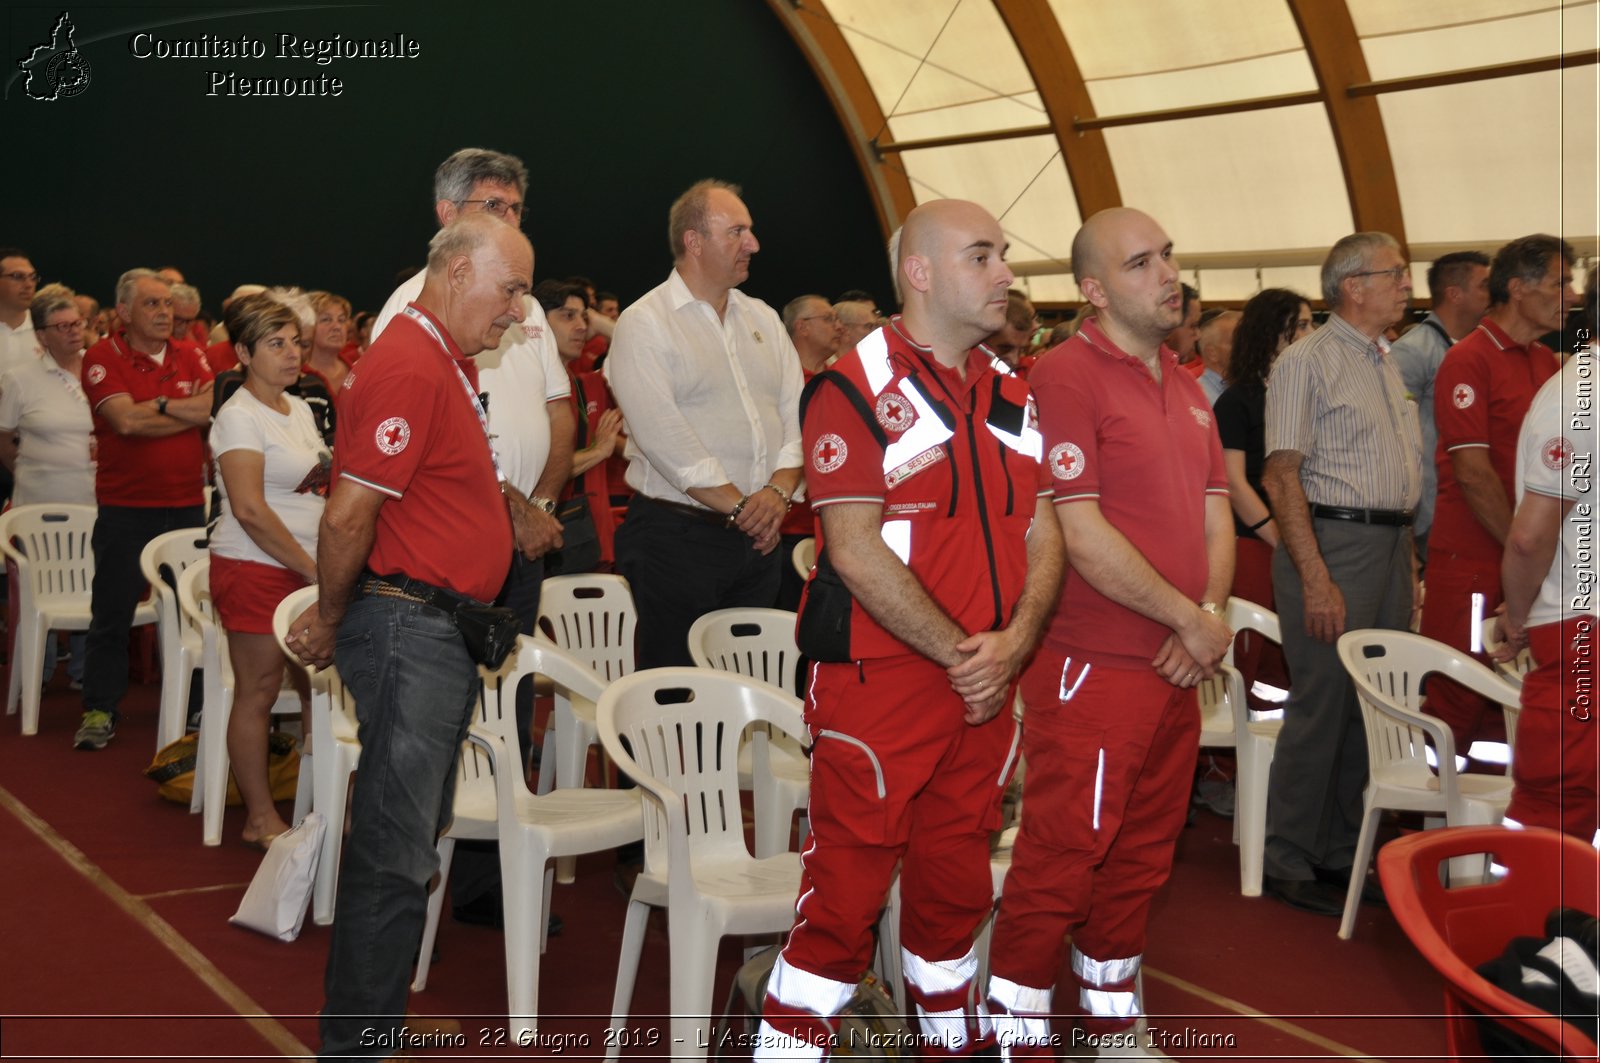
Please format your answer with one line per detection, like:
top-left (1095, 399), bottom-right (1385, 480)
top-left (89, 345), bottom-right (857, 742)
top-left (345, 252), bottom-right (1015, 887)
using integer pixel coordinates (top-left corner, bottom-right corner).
top-left (210, 293), bottom-right (330, 849)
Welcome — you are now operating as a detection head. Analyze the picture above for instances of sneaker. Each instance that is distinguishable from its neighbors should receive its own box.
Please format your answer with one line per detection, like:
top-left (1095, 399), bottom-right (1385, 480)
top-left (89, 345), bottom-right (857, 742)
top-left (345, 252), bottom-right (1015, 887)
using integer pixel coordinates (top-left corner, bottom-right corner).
top-left (68, 678), bottom-right (83, 691)
top-left (1193, 776), bottom-right (1235, 818)
top-left (74, 710), bottom-right (116, 750)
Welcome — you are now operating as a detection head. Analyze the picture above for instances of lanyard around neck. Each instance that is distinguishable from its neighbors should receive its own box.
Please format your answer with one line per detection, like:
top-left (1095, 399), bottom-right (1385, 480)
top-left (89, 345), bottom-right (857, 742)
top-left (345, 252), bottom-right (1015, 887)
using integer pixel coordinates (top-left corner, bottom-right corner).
top-left (402, 305), bottom-right (505, 483)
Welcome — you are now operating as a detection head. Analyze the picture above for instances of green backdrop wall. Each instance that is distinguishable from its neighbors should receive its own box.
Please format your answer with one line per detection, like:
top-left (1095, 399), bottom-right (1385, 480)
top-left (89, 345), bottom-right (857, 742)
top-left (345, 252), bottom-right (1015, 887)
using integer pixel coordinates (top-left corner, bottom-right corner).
top-left (2, 1), bottom-right (894, 317)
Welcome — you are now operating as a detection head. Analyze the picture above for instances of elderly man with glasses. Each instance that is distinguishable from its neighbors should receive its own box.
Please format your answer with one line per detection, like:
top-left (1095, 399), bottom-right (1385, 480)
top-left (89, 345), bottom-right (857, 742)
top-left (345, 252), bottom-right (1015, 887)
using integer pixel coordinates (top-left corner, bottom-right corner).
top-left (1259, 232), bottom-right (1424, 916)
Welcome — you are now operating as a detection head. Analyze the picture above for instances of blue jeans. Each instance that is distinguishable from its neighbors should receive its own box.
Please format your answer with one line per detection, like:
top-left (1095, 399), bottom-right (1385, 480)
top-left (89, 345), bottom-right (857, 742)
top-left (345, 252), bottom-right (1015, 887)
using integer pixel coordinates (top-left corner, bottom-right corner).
top-left (319, 594), bottom-right (479, 1060)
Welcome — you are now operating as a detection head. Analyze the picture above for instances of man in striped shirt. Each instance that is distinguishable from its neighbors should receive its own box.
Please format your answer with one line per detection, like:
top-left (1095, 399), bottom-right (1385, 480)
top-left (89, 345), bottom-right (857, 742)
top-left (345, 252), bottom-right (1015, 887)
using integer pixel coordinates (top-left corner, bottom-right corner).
top-left (1260, 231), bottom-right (1424, 916)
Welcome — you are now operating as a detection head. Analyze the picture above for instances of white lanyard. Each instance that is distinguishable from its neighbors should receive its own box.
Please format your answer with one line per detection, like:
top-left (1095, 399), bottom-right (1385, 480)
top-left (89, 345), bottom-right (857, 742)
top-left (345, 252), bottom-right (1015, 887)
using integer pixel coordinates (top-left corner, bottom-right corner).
top-left (401, 305), bottom-right (505, 483)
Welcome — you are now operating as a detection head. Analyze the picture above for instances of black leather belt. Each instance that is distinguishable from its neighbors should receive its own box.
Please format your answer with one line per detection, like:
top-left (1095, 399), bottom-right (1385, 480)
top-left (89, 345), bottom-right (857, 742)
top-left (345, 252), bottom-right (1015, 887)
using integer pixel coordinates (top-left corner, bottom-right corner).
top-left (358, 569), bottom-right (489, 610)
top-left (639, 493), bottom-right (729, 528)
top-left (1310, 504), bottom-right (1413, 527)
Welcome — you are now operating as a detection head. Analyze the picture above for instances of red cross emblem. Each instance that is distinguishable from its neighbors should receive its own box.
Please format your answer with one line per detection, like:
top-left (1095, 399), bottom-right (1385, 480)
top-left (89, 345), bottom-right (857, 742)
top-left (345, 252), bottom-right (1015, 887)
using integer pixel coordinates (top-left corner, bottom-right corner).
top-left (812, 433), bottom-right (847, 473)
top-left (875, 392), bottom-right (917, 433)
top-left (1542, 436), bottom-right (1573, 471)
top-left (1049, 442), bottom-right (1085, 481)
top-left (1452, 383), bottom-right (1475, 409)
top-left (375, 416), bottom-right (411, 456)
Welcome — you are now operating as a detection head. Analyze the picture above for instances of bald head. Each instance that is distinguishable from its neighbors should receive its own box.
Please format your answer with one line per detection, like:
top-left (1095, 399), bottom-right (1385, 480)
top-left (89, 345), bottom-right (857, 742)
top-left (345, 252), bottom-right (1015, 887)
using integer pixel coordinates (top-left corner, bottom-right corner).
top-left (1068, 207), bottom-right (1182, 352)
top-left (421, 212), bottom-right (533, 356)
top-left (896, 199), bottom-right (1015, 363)
top-left (1070, 207), bottom-right (1159, 289)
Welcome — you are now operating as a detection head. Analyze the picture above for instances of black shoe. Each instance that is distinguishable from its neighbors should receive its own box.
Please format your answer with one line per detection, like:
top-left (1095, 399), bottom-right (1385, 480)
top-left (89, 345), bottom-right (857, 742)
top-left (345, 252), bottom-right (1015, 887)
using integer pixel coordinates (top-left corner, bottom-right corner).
top-left (1313, 864), bottom-right (1388, 908)
top-left (451, 891), bottom-right (563, 935)
top-left (1262, 874), bottom-right (1345, 917)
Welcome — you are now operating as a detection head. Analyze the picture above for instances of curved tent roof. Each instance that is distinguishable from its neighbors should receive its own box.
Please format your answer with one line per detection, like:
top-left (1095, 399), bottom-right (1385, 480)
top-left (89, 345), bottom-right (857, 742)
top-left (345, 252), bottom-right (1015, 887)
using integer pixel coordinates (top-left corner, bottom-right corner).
top-left (770, 0), bottom-right (1598, 302)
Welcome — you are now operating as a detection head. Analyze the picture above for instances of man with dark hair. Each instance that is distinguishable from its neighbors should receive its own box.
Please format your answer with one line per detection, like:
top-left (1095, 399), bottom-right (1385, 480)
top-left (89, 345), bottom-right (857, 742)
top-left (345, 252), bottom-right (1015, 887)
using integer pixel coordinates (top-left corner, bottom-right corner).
top-left (1390, 250), bottom-right (1492, 559)
top-left (0, 247), bottom-right (41, 373)
top-left (756, 199), bottom-right (1061, 1060)
top-left (986, 289), bottom-right (1038, 374)
top-left (1421, 235), bottom-right (1576, 756)
top-left (605, 179), bottom-right (804, 667)
top-left (1496, 270), bottom-right (1597, 843)
top-left (1166, 282), bottom-right (1201, 364)
top-left (986, 208), bottom-right (1231, 1058)
top-left (1260, 232), bottom-right (1423, 915)
top-left (75, 268), bottom-right (215, 750)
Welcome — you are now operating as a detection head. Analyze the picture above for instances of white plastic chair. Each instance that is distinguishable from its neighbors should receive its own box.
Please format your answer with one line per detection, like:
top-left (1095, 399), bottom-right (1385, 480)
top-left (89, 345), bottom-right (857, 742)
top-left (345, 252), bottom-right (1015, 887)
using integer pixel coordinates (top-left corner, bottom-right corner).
top-left (179, 559), bottom-right (302, 846)
top-left (272, 586), bottom-right (360, 924)
top-left (791, 536), bottom-right (815, 581)
top-left (1225, 598), bottom-right (1285, 898)
top-left (535, 574), bottom-right (636, 794)
top-left (412, 636), bottom-right (644, 1042)
top-left (686, 607), bottom-right (811, 857)
top-left (0, 504), bottom-right (158, 735)
top-left (598, 667), bottom-right (806, 1060)
top-left (1479, 616), bottom-right (1535, 687)
top-left (1335, 629), bottom-right (1520, 940)
top-left (139, 528), bottom-right (209, 750)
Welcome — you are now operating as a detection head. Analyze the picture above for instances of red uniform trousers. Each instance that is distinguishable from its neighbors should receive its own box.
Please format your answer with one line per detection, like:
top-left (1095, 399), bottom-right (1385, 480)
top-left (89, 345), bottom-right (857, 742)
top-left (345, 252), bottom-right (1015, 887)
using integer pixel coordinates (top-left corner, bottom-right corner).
top-left (761, 654), bottom-right (1018, 1059)
top-left (1418, 551), bottom-right (1507, 750)
top-left (988, 650), bottom-right (1199, 1047)
top-left (1506, 616), bottom-right (1600, 843)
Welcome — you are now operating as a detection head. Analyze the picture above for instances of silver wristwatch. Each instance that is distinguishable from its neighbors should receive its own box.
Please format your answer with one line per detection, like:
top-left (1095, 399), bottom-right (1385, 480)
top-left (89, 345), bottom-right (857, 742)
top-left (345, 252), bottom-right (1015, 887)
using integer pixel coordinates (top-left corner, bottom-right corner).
top-left (529, 496), bottom-right (557, 515)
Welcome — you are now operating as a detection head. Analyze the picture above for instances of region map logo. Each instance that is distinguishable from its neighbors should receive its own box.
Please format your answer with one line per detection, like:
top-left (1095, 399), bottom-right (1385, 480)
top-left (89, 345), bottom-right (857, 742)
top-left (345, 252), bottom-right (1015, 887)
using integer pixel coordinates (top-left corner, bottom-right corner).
top-left (17, 12), bottom-right (93, 101)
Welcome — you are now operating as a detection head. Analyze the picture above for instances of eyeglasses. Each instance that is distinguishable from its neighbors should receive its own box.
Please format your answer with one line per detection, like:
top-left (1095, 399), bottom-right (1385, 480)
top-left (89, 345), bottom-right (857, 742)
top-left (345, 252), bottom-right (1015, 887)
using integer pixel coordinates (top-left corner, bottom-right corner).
top-left (798, 313), bottom-right (841, 326)
top-left (1, 271), bottom-right (40, 285)
top-left (456, 197), bottom-right (524, 222)
top-left (41, 319), bottom-right (84, 333)
top-left (1352, 267), bottom-right (1409, 283)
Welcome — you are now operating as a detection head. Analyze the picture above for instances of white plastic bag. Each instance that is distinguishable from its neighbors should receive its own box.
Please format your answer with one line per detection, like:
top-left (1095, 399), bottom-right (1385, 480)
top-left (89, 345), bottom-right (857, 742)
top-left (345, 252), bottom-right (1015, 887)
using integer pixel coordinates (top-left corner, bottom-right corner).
top-left (229, 812), bottom-right (326, 942)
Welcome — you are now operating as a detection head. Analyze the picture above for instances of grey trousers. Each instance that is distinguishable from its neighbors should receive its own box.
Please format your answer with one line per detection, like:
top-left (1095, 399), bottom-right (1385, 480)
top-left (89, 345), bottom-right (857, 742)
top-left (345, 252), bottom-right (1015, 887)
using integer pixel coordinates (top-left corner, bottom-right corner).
top-left (1264, 518), bottom-right (1413, 879)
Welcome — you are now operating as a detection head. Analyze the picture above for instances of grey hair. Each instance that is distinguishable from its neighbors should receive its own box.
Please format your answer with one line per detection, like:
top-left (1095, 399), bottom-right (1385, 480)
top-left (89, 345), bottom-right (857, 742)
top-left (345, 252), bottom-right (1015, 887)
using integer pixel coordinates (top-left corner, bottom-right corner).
top-left (432, 148), bottom-right (528, 207)
top-left (1321, 232), bottom-right (1401, 309)
top-left (29, 282), bottom-right (77, 331)
top-left (667, 179), bottom-right (741, 262)
top-left (1488, 234), bottom-right (1575, 306)
top-left (887, 226), bottom-right (904, 303)
top-left (782, 294), bottom-right (828, 336)
top-left (169, 282), bottom-right (201, 309)
top-left (427, 212), bottom-right (520, 275)
top-left (266, 286), bottom-right (315, 334)
top-left (115, 267), bottom-right (168, 308)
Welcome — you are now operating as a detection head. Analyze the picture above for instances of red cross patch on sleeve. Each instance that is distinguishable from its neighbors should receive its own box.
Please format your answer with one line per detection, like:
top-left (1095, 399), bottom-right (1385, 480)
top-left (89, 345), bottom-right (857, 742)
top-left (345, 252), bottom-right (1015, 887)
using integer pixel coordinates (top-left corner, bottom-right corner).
top-left (812, 433), bottom-right (847, 473)
top-left (375, 416), bottom-right (411, 456)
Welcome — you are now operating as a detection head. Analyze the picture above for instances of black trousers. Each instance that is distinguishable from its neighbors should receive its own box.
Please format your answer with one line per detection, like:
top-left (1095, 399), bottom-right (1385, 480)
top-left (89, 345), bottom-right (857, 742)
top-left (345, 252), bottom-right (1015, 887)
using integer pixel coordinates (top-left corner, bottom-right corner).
top-left (614, 495), bottom-right (781, 669)
top-left (82, 504), bottom-right (204, 718)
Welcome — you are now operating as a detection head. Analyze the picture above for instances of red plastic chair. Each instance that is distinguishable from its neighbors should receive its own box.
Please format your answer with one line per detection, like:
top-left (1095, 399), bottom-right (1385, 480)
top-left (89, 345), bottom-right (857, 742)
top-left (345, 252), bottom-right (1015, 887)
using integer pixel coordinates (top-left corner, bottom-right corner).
top-left (1378, 826), bottom-right (1600, 1062)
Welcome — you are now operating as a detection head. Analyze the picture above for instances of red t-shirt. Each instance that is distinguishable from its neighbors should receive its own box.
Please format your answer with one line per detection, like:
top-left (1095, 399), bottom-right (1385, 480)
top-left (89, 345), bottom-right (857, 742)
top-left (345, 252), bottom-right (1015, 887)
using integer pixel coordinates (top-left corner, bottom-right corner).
top-left (1183, 358), bottom-right (1205, 379)
top-left (334, 303), bottom-right (512, 603)
top-left (1431, 319), bottom-right (1560, 562)
top-left (1033, 320), bottom-right (1229, 670)
top-left (206, 339), bottom-right (238, 374)
top-left (803, 321), bottom-right (1048, 659)
top-left (83, 332), bottom-right (214, 507)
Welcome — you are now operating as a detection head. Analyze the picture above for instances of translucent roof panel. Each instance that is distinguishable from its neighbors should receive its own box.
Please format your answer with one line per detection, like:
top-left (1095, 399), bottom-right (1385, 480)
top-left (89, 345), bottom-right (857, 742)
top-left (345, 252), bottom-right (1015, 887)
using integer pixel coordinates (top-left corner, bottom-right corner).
top-left (826, 0), bottom-right (1041, 142)
top-left (1102, 105), bottom-right (1354, 255)
top-left (1356, 2), bottom-right (1594, 80)
top-left (896, 135), bottom-right (1082, 268)
top-left (1379, 67), bottom-right (1599, 244)
top-left (1179, 266), bottom-right (1327, 305)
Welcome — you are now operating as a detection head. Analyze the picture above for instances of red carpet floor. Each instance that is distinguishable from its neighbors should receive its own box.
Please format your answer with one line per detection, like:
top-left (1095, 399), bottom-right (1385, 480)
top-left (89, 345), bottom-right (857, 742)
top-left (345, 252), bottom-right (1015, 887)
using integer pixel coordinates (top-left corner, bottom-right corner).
top-left (0, 670), bottom-right (1455, 1061)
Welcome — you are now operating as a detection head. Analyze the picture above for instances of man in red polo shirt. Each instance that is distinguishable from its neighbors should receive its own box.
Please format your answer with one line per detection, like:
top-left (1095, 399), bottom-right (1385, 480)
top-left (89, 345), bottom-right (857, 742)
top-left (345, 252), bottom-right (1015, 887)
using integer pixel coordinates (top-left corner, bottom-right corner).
top-left (287, 213), bottom-right (530, 1060)
top-left (755, 199), bottom-right (1062, 1061)
top-left (1422, 234), bottom-right (1576, 754)
top-left (987, 208), bottom-right (1233, 1061)
top-left (74, 268), bottom-right (214, 750)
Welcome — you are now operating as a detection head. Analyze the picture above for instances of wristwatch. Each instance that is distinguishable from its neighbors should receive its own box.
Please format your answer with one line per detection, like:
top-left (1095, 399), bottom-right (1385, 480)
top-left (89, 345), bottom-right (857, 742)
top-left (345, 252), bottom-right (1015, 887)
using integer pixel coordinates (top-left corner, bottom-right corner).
top-left (156, 395), bottom-right (169, 416)
top-left (528, 496), bottom-right (557, 515)
top-left (1198, 601), bottom-right (1223, 617)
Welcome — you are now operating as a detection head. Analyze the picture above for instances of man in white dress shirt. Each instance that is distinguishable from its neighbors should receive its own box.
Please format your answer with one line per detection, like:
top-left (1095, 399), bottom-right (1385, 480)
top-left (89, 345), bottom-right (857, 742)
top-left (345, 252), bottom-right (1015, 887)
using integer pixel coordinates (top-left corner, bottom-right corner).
top-left (605, 179), bottom-right (804, 667)
top-left (0, 249), bottom-right (41, 374)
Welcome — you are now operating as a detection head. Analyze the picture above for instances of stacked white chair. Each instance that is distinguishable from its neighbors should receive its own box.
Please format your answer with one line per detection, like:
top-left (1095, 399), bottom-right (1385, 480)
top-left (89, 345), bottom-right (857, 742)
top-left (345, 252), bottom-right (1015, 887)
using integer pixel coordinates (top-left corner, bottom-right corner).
top-left (686, 607), bottom-right (811, 857)
top-left (535, 574), bottom-right (637, 795)
top-left (598, 667), bottom-right (806, 1060)
top-left (1225, 598), bottom-right (1285, 898)
top-left (0, 504), bottom-right (157, 735)
top-left (271, 586), bottom-right (361, 924)
top-left (791, 536), bottom-right (815, 581)
top-left (178, 559), bottom-right (302, 846)
top-left (411, 636), bottom-right (644, 1042)
top-left (1334, 629), bottom-right (1521, 940)
top-left (139, 528), bottom-right (209, 750)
